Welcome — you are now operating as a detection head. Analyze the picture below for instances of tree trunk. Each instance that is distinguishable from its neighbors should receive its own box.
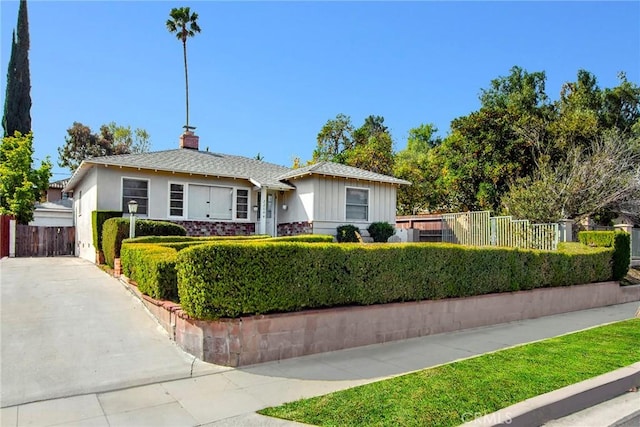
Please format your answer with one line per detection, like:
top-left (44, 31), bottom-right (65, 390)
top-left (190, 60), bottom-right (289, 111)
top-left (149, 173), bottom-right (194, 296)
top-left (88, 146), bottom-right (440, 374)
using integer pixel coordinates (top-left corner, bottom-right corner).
top-left (183, 39), bottom-right (189, 129)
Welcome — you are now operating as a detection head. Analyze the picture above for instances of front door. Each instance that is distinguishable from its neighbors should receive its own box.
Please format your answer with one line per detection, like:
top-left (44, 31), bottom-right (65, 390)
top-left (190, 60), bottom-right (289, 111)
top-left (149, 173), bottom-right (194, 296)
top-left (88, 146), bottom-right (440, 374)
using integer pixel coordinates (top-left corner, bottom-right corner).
top-left (266, 193), bottom-right (276, 236)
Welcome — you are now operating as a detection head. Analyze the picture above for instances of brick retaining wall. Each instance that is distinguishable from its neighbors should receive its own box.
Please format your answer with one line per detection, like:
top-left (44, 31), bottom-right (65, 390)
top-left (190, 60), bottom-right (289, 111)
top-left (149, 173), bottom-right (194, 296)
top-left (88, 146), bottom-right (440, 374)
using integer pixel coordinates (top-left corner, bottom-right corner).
top-left (170, 220), bottom-right (256, 237)
top-left (277, 221), bottom-right (313, 236)
top-left (123, 279), bottom-right (640, 367)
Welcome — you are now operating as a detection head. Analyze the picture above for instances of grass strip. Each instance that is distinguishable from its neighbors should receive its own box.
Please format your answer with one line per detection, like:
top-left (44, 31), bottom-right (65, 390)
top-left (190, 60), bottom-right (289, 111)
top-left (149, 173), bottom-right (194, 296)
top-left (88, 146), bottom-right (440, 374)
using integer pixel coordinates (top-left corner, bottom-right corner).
top-left (259, 318), bottom-right (640, 426)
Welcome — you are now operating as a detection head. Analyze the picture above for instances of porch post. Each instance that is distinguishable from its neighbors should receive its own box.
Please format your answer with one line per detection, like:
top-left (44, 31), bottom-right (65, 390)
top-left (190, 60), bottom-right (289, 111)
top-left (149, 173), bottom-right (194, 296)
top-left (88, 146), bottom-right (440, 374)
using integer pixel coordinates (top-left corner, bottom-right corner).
top-left (259, 187), bottom-right (267, 235)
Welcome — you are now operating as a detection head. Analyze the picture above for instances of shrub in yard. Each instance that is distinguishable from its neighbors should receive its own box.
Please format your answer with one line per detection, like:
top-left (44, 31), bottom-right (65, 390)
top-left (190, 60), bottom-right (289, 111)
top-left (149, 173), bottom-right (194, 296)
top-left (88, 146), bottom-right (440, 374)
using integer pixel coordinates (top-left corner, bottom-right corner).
top-left (336, 225), bottom-right (360, 242)
top-left (367, 222), bottom-right (395, 242)
top-left (102, 218), bottom-right (186, 268)
top-left (121, 243), bottom-right (179, 300)
top-left (91, 210), bottom-right (122, 252)
top-left (121, 235), bottom-right (273, 299)
top-left (176, 241), bottom-right (613, 320)
top-left (578, 231), bottom-right (631, 280)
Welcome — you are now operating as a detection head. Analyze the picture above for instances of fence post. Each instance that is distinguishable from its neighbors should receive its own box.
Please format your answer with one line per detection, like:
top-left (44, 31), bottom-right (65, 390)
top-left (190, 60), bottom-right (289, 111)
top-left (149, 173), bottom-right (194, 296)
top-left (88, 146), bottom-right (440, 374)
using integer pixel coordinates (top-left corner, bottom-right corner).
top-left (558, 219), bottom-right (575, 242)
top-left (9, 219), bottom-right (16, 257)
top-left (613, 223), bottom-right (633, 263)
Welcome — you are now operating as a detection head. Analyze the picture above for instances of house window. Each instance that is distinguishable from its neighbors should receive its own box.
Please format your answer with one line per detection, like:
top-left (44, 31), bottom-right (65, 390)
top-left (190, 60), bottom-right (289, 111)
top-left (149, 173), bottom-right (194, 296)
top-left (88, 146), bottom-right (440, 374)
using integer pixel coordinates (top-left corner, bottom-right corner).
top-left (169, 183), bottom-right (184, 217)
top-left (346, 187), bottom-right (368, 221)
top-left (236, 189), bottom-right (248, 219)
top-left (122, 178), bottom-right (148, 215)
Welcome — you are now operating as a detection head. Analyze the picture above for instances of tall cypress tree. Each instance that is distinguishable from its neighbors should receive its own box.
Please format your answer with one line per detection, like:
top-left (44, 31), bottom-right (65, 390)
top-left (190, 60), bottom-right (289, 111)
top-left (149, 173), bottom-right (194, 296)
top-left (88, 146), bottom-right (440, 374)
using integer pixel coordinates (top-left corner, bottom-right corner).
top-left (2, 0), bottom-right (32, 137)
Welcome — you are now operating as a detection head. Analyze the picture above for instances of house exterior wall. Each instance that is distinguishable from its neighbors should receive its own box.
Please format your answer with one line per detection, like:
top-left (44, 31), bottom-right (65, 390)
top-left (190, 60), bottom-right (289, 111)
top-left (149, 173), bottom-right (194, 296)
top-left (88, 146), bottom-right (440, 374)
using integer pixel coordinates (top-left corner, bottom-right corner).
top-left (94, 167), bottom-right (258, 223)
top-left (75, 167), bottom-right (98, 260)
top-left (29, 210), bottom-right (74, 227)
top-left (287, 176), bottom-right (398, 237)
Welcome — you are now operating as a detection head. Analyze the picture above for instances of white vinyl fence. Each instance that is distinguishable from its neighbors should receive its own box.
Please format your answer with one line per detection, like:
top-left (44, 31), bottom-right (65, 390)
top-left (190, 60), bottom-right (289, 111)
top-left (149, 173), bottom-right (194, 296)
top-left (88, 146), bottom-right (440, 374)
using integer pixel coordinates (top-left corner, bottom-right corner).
top-left (442, 211), bottom-right (559, 251)
top-left (632, 228), bottom-right (640, 260)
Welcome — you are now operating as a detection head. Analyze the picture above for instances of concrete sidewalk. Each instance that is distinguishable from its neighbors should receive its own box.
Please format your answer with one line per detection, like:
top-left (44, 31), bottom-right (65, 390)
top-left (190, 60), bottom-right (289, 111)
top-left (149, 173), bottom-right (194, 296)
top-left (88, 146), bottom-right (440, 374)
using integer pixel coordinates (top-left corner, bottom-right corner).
top-left (2, 293), bottom-right (638, 426)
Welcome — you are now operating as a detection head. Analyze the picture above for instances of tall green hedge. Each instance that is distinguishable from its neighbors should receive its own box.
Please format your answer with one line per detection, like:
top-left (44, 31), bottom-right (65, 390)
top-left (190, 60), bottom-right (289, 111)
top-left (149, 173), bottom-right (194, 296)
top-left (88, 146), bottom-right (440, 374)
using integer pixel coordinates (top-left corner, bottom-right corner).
top-left (176, 241), bottom-right (613, 320)
top-left (91, 210), bottom-right (122, 251)
top-left (120, 234), bottom-right (333, 300)
top-left (578, 231), bottom-right (631, 280)
top-left (121, 243), bottom-right (180, 300)
top-left (102, 218), bottom-right (186, 268)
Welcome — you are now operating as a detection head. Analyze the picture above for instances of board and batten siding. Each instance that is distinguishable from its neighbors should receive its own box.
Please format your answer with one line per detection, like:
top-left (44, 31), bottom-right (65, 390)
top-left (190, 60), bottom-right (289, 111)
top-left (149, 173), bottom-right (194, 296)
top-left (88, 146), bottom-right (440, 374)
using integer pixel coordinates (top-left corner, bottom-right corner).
top-left (287, 176), bottom-right (398, 237)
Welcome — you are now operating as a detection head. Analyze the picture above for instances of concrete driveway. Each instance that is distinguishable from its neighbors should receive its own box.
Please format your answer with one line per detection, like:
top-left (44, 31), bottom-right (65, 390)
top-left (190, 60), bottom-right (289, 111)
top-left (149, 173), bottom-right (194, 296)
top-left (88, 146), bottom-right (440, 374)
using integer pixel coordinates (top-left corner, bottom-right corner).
top-left (0, 257), bottom-right (223, 408)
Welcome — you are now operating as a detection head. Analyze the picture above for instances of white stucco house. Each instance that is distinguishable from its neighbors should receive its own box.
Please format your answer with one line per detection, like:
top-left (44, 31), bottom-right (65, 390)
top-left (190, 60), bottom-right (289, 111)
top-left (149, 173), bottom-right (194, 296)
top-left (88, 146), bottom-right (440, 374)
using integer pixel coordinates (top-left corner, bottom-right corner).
top-left (64, 133), bottom-right (410, 261)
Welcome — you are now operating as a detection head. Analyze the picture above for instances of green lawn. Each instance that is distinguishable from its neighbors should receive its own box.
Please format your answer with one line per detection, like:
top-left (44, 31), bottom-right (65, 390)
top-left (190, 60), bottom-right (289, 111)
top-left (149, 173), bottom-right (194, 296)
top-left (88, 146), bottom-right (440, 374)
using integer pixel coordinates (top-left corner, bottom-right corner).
top-left (259, 318), bottom-right (640, 427)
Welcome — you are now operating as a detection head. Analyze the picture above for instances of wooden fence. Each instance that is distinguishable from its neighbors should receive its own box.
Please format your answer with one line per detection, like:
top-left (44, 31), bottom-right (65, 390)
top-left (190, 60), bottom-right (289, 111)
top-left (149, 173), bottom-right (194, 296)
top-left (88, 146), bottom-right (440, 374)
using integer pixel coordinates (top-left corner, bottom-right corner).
top-left (15, 225), bottom-right (75, 257)
top-left (0, 215), bottom-right (11, 258)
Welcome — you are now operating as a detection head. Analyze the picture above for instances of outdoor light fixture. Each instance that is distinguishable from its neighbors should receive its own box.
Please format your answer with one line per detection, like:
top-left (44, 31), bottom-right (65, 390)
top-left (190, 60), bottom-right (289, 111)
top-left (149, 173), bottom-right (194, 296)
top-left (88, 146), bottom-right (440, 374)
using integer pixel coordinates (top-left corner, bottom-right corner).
top-left (252, 205), bottom-right (259, 212)
top-left (282, 204), bottom-right (288, 211)
top-left (128, 200), bottom-right (138, 238)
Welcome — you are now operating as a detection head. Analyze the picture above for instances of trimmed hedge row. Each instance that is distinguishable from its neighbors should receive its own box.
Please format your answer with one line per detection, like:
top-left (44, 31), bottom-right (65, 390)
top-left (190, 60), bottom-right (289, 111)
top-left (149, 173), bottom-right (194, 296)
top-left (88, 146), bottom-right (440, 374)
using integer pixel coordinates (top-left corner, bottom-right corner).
top-left (102, 218), bottom-right (186, 268)
top-left (578, 231), bottom-right (630, 280)
top-left (91, 210), bottom-right (122, 251)
top-left (176, 241), bottom-right (613, 320)
top-left (121, 243), bottom-right (179, 300)
top-left (120, 234), bottom-right (334, 300)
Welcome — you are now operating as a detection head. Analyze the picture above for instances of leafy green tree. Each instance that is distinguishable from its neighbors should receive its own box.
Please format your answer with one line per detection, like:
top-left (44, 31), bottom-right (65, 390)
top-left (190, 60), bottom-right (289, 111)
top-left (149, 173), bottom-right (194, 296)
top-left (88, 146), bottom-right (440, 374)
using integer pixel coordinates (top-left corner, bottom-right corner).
top-left (394, 124), bottom-right (441, 214)
top-left (313, 113), bottom-right (354, 163)
top-left (166, 7), bottom-right (201, 130)
top-left (58, 122), bottom-right (151, 172)
top-left (429, 66), bottom-right (552, 212)
top-left (106, 122), bottom-right (151, 154)
top-left (313, 114), bottom-right (395, 174)
top-left (0, 132), bottom-right (51, 224)
top-left (2, 0), bottom-right (31, 137)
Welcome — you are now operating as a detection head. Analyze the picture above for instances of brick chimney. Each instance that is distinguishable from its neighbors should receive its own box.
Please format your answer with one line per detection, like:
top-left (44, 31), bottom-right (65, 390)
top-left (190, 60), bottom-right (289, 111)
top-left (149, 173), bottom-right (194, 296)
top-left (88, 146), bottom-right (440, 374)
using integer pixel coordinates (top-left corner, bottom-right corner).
top-left (180, 131), bottom-right (199, 150)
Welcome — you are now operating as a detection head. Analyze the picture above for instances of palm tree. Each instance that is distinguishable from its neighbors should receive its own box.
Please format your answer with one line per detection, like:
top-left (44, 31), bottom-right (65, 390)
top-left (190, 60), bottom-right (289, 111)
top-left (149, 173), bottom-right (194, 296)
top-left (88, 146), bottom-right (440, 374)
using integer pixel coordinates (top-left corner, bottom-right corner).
top-left (166, 7), bottom-right (201, 131)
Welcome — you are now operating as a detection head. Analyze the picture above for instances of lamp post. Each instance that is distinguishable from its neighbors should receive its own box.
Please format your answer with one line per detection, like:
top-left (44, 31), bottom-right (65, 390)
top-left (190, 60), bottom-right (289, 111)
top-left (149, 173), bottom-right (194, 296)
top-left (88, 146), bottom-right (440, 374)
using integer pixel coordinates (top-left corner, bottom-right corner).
top-left (128, 200), bottom-right (138, 238)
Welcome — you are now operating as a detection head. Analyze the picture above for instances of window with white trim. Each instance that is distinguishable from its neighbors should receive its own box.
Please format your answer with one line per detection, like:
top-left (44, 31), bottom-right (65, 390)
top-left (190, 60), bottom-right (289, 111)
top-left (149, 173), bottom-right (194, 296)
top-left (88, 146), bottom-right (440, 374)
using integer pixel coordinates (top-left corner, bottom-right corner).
top-left (122, 178), bottom-right (148, 215)
top-left (236, 189), bottom-right (248, 219)
top-left (169, 183), bottom-right (184, 217)
top-left (346, 187), bottom-right (368, 221)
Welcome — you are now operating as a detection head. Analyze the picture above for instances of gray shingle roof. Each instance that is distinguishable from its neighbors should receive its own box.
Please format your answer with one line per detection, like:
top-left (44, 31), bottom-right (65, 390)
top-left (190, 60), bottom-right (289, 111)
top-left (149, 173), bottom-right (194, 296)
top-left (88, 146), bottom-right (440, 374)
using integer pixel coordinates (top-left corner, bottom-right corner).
top-left (65, 149), bottom-right (295, 190)
top-left (65, 151), bottom-right (411, 191)
top-left (277, 161), bottom-right (411, 185)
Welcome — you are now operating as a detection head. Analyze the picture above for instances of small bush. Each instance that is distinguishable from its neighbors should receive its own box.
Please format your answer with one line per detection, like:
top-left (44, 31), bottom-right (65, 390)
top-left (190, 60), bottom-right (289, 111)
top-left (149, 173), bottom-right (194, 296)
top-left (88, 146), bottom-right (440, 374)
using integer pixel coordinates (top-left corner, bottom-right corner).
top-left (337, 225), bottom-right (360, 243)
top-left (578, 231), bottom-right (631, 280)
top-left (102, 218), bottom-right (186, 268)
top-left (91, 211), bottom-right (122, 252)
top-left (176, 241), bottom-right (613, 320)
top-left (121, 243), bottom-right (179, 300)
top-left (367, 222), bottom-right (395, 243)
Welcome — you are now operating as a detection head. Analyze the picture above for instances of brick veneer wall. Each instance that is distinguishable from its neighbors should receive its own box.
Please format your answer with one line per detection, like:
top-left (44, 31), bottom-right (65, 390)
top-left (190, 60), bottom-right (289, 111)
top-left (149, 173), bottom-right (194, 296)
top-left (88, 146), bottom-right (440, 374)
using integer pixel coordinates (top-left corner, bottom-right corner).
top-left (277, 221), bottom-right (313, 236)
top-left (170, 220), bottom-right (256, 237)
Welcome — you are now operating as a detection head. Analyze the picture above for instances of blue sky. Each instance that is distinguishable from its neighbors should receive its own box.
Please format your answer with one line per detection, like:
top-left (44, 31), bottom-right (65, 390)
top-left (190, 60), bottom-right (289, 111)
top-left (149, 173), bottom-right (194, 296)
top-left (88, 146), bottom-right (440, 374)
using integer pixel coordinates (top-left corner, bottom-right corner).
top-left (2, 1), bottom-right (639, 179)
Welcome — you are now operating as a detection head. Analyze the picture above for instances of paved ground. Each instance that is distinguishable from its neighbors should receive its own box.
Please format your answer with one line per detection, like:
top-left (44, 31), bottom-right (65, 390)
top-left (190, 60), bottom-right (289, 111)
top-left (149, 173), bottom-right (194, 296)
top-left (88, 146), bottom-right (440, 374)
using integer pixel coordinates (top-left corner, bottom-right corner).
top-left (0, 257), bottom-right (223, 408)
top-left (1, 257), bottom-right (639, 426)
